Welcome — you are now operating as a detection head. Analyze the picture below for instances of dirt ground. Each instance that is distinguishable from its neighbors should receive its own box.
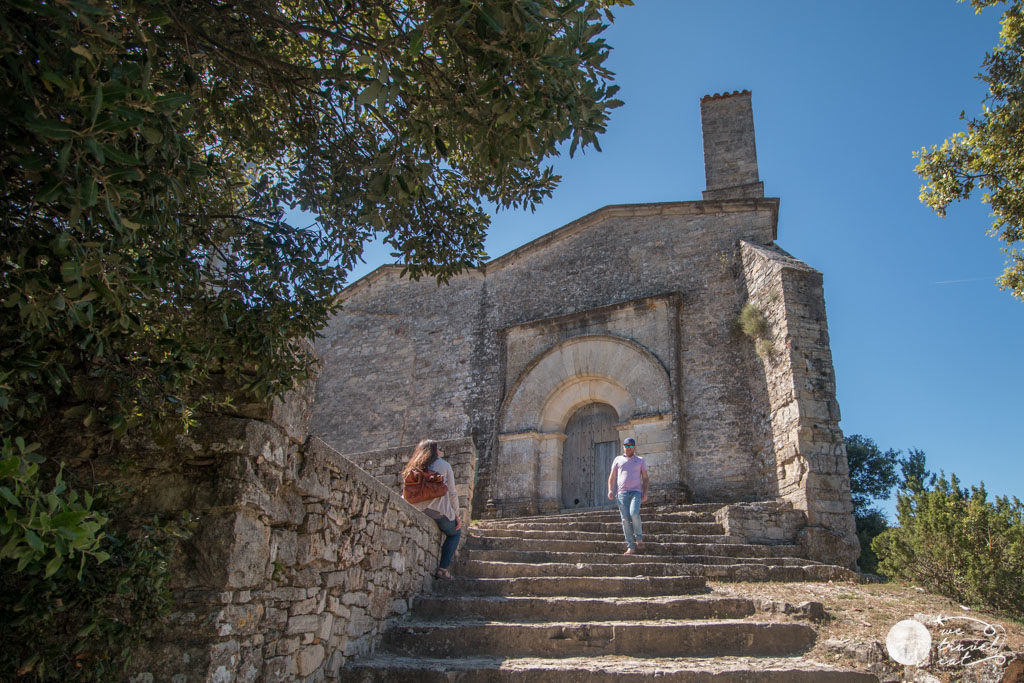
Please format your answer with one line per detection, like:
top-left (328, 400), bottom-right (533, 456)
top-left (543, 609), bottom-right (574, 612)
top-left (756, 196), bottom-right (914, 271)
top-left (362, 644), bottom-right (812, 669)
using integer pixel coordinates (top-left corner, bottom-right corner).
top-left (711, 580), bottom-right (1024, 682)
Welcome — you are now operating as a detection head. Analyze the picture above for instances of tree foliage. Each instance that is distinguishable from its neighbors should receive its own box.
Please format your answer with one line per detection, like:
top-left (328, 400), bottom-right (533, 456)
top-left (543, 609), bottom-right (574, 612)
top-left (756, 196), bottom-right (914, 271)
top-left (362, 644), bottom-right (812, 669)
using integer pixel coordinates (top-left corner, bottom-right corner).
top-left (874, 472), bottom-right (1024, 616)
top-left (845, 434), bottom-right (901, 513)
top-left (844, 434), bottom-right (904, 573)
top-left (915, 0), bottom-right (1024, 299)
top-left (1, 0), bottom-right (628, 443)
top-left (1, 0), bottom-right (628, 676)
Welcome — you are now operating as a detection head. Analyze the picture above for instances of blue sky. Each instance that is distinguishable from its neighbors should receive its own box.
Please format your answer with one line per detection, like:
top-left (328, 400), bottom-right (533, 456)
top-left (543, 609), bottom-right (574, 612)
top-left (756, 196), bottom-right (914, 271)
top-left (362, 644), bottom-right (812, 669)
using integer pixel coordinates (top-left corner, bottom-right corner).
top-left (346, 1), bottom-right (1023, 516)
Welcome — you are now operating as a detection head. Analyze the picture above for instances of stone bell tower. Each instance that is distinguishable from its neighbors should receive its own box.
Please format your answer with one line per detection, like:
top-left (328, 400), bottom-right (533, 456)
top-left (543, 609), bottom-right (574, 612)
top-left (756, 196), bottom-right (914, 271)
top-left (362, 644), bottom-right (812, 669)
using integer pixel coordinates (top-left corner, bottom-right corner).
top-left (701, 90), bottom-right (764, 201)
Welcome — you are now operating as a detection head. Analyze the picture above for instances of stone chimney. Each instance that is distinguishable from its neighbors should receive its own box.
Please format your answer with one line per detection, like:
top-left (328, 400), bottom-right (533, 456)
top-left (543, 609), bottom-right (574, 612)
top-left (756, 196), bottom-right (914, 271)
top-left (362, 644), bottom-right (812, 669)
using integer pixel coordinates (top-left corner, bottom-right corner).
top-left (700, 90), bottom-right (764, 201)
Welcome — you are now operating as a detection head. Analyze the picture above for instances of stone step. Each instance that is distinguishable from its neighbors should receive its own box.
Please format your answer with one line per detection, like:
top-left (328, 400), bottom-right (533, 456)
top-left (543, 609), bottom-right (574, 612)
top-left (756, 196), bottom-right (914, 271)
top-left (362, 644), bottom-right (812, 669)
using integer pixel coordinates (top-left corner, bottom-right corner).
top-left (474, 508), bottom-right (721, 527)
top-left (470, 528), bottom-right (740, 544)
top-left (462, 548), bottom-right (817, 567)
top-left (461, 560), bottom-right (701, 579)
top-left (458, 559), bottom-right (857, 583)
top-left (410, 595), bottom-right (756, 622)
top-left (479, 520), bottom-right (726, 535)
top-left (341, 654), bottom-right (877, 682)
top-left (431, 575), bottom-right (708, 597)
top-left (381, 619), bottom-right (818, 658)
top-left (465, 535), bottom-right (802, 558)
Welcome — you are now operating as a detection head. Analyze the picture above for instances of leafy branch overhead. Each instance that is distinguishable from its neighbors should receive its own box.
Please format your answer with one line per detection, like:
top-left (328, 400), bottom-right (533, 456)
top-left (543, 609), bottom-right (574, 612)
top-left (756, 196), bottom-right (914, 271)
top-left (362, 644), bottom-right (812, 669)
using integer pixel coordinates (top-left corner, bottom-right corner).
top-left (0, 0), bottom-right (629, 439)
top-left (915, 0), bottom-right (1024, 300)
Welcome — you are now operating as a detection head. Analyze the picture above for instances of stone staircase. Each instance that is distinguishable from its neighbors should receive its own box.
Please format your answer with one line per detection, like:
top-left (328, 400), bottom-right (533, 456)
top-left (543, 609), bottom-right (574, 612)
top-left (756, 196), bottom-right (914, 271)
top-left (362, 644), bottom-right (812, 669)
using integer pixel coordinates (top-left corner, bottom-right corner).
top-left (342, 504), bottom-right (875, 681)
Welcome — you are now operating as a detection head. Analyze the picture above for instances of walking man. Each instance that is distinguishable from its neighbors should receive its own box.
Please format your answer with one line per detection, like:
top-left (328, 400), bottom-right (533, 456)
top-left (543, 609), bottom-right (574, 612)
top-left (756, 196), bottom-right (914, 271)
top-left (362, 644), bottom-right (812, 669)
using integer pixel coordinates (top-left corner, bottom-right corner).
top-left (607, 437), bottom-right (649, 555)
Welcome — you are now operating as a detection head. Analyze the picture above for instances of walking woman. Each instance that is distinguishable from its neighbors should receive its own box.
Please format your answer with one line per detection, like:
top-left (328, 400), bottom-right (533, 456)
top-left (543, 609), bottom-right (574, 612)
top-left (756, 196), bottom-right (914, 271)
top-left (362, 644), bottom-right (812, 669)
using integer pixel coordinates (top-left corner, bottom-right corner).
top-left (402, 439), bottom-right (462, 578)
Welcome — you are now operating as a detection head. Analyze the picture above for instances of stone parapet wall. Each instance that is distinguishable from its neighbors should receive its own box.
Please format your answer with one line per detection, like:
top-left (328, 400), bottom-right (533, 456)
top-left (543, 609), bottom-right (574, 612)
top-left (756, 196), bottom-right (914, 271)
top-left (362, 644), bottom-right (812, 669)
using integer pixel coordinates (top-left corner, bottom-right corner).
top-left (339, 437), bottom-right (477, 519)
top-left (123, 395), bottom-right (443, 681)
top-left (715, 501), bottom-right (807, 545)
top-left (739, 241), bottom-right (859, 568)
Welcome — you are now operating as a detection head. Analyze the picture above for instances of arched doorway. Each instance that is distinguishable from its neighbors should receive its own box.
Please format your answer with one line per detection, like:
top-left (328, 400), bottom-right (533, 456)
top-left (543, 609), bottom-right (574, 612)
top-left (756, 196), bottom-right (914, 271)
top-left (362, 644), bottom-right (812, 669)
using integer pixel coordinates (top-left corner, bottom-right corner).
top-left (561, 403), bottom-right (619, 509)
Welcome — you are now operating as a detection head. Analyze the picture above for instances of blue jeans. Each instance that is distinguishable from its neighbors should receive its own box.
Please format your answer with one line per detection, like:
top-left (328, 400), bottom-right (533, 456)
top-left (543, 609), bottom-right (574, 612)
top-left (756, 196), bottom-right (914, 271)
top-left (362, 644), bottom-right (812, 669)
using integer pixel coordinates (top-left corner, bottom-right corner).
top-left (616, 491), bottom-right (643, 549)
top-left (434, 516), bottom-right (461, 569)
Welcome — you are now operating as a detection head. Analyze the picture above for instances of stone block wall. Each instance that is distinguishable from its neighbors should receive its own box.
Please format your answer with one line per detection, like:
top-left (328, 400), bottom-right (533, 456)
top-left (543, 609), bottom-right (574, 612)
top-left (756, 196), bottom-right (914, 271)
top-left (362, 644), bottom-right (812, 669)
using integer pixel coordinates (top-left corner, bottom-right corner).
top-left (739, 240), bottom-right (859, 567)
top-left (715, 501), bottom-right (807, 545)
top-left (338, 437), bottom-right (477, 519)
top-left (119, 390), bottom-right (444, 681)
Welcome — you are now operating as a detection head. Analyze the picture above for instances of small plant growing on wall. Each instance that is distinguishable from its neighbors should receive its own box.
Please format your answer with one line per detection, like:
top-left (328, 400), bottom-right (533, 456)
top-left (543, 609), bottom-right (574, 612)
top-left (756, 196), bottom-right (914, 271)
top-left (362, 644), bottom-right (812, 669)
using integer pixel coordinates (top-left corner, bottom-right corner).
top-left (738, 303), bottom-right (775, 358)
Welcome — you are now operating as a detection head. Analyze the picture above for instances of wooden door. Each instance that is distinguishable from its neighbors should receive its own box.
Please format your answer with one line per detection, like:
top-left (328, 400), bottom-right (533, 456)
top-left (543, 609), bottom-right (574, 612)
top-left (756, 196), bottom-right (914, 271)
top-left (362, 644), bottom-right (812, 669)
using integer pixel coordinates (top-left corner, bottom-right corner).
top-left (561, 403), bottom-right (619, 509)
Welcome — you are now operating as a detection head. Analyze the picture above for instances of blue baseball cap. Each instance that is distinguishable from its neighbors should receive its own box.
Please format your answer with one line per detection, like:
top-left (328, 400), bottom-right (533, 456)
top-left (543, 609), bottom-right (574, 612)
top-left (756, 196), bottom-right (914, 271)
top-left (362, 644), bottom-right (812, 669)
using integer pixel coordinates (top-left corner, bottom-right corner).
top-left (623, 438), bottom-right (636, 447)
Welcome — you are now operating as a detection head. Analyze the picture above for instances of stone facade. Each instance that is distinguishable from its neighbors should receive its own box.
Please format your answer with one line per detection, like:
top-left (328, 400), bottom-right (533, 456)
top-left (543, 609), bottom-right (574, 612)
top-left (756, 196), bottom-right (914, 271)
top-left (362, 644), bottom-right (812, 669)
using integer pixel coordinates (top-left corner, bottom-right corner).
top-left (311, 90), bottom-right (858, 566)
top-left (120, 384), bottom-right (446, 681)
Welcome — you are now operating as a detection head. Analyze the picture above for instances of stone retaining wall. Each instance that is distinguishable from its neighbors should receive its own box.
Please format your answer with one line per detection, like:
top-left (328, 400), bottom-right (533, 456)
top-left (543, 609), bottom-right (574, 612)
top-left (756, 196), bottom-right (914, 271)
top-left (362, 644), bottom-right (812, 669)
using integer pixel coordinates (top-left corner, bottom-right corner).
top-left (122, 388), bottom-right (444, 681)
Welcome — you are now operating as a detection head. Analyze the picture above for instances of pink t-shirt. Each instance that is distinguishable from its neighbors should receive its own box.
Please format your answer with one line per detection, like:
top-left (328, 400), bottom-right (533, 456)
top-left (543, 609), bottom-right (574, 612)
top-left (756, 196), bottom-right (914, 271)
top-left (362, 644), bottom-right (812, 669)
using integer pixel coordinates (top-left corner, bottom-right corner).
top-left (611, 454), bottom-right (647, 493)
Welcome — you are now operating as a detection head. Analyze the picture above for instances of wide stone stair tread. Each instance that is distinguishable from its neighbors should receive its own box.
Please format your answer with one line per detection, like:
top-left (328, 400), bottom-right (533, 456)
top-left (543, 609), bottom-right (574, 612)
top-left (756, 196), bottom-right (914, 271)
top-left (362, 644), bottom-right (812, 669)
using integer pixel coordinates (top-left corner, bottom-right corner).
top-left (466, 536), bottom-right (804, 558)
top-left (432, 574), bottom-right (709, 597)
top-left (473, 508), bottom-right (721, 527)
top-left (465, 548), bottom-right (822, 567)
top-left (411, 595), bottom-right (756, 622)
top-left (461, 560), bottom-right (793, 579)
top-left (459, 559), bottom-right (856, 583)
top-left (382, 619), bottom-right (819, 658)
top-left (479, 521), bottom-right (725, 534)
top-left (343, 654), bottom-right (876, 682)
top-left (470, 528), bottom-right (741, 544)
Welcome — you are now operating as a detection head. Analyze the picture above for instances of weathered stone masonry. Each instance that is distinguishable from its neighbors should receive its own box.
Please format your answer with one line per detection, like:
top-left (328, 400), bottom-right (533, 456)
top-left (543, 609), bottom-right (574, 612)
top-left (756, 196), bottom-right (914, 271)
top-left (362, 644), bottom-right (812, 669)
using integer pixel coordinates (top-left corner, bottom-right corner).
top-left (311, 90), bottom-right (860, 567)
top-left (123, 383), bottom-right (447, 681)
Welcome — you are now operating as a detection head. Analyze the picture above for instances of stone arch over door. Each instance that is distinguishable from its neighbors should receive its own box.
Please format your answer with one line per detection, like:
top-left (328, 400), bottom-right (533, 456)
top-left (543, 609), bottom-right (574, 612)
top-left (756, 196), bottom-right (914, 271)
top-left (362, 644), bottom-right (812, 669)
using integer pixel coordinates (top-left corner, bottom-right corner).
top-left (495, 335), bottom-right (678, 515)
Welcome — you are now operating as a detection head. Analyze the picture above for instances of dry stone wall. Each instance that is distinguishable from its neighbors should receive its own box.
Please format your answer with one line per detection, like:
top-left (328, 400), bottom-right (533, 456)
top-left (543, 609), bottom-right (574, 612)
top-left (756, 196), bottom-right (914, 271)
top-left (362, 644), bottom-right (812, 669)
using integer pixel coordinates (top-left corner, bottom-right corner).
top-left (119, 386), bottom-right (444, 682)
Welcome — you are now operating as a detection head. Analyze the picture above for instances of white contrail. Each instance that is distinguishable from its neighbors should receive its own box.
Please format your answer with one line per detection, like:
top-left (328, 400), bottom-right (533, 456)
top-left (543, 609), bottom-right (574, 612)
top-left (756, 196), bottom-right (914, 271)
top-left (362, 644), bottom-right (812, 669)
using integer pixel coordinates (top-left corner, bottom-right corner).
top-left (933, 277), bottom-right (990, 285)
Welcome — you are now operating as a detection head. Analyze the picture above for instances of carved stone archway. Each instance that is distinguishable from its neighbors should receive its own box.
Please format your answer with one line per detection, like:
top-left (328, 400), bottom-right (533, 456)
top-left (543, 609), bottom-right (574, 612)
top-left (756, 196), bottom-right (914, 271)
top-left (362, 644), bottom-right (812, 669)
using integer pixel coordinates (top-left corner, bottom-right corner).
top-left (494, 335), bottom-right (678, 515)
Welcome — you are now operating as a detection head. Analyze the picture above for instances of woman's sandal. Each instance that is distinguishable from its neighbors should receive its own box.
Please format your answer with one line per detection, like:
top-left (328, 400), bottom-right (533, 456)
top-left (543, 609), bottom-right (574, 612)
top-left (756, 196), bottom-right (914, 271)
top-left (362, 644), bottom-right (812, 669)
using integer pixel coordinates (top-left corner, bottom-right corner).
top-left (435, 568), bottom-right (452, 579)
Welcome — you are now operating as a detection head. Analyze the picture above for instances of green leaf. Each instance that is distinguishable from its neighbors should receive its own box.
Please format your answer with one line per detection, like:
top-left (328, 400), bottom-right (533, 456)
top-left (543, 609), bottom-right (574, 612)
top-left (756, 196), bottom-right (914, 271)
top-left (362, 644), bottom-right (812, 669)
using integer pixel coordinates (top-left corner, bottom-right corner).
top-left (52, 510), bottom-right (89, 528)
top-left (90, 84), bottom-right (103, 125)
top-left (154, 92), bottom-right (190, 112)
top-left (79, 177), bottom-right (98, 208)
top-left (141, 125), bottom-right (163, 144)
top-left (0, 486), bottom-right (19, 507)
top-left (61, 261), bottom-right (82, 282)
top-left (71, 44), bottom-right (95, 64)
top-left (26, 118), bottom-right (75, 140)
top-left (24, 528), bottom-right (44, 552)
top-left (44, 553), bottom-right (63, 578)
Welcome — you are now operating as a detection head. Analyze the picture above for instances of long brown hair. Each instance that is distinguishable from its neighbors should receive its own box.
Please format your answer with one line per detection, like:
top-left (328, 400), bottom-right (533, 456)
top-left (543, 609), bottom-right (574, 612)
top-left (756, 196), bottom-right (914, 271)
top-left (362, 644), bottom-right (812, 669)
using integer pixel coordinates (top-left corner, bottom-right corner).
top-left (402, 439), bottom-right (440, 478)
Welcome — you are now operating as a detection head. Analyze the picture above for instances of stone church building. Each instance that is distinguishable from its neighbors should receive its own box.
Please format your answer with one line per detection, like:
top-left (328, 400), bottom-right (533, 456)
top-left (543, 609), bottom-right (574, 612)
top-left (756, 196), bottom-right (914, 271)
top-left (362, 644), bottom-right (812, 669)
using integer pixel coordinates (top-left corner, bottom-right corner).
top-left (311, 91), bottom-right (859, 566)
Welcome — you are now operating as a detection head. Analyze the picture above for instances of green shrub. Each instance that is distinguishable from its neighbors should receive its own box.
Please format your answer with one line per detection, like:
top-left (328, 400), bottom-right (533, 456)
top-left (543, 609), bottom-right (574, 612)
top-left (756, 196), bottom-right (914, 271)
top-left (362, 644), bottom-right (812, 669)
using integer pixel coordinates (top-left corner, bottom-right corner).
top-left (873, 473), bottom-right (1024, 616)
top-left (0, 438), bottom-right (190, 680)
top-left (854, 509), bottom-right (888, 575)
top-left (738, 303), bottom-right (769, 339)
top-left (737, 303), bottom-right (774, 356)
